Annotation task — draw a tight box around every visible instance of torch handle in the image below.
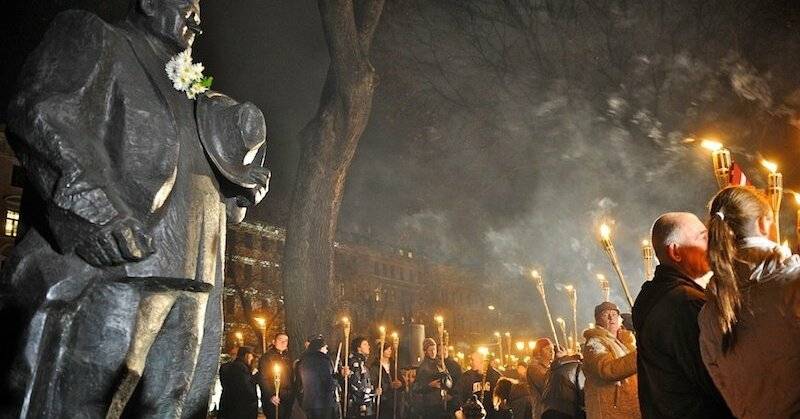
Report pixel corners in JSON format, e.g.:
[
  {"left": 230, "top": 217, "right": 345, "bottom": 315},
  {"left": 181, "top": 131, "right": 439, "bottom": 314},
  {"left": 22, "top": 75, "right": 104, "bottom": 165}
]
[
  {"left": 605, "top": 244, "right": 634, "bottom": 309},
  {"left": 540, "top": 292, "right": 561, "bottom": 349}
]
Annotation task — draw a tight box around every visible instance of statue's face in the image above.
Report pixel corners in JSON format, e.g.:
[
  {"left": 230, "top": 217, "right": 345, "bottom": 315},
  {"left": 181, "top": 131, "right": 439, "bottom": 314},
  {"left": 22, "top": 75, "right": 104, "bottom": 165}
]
[{"left": 137, "top": 0, "right": 201, "bottom": 51}]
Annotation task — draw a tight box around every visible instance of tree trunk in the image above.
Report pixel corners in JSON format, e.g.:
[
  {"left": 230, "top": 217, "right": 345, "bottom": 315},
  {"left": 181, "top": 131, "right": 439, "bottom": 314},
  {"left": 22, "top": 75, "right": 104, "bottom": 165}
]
[{"left": 282, "top": 0, "right": 385, "bottom": 356}]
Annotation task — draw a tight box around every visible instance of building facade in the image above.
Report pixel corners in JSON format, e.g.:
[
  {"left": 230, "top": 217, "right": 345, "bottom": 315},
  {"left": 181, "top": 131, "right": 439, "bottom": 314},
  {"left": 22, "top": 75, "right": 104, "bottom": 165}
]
[
  {"left": 223, "top": 221, "right": 496, "bottom": 355},
  {"left": 0, "top": 126, "right": 23, "bottom": 268}
]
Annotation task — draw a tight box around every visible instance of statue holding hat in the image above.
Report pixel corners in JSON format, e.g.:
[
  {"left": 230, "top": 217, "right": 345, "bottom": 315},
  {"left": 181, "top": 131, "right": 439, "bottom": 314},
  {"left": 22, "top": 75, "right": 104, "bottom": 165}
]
[{"left": 0, "top": 0, "right": 269, "bottom": 417}]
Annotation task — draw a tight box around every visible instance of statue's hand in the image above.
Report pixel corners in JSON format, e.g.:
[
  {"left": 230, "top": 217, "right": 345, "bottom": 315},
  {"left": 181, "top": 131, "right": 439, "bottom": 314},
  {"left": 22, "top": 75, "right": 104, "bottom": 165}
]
[
  {"left": 75, "top": 217, "right": 155, "bottom": 266},
  {"left": 235, "top": 166, "right": 271, "bottom": 207},
  {"left": 248, "top": 166, "right": 271, "bottom": 192}
]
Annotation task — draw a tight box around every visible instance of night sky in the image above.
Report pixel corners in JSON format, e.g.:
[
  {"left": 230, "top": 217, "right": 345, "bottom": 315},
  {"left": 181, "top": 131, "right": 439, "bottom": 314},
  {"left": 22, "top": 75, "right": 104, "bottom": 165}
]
[{"left": 4, "top": 0, "right": 800, "bottom": 327}]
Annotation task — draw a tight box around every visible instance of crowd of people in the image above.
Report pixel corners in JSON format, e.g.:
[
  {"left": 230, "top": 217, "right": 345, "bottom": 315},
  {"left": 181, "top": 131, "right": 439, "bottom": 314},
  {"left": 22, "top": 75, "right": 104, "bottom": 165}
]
[{"left": 215, "top": 186, "right": 800, "bottom": 419}]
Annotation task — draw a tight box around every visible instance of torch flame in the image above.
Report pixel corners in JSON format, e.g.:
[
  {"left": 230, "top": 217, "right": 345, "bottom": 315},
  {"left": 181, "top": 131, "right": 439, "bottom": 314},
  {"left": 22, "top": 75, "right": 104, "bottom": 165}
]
[
  {"left": 556, "top": 317, "right": 565, "bottom": 325},
  {"left": 531, "top": 269, "right": 541, "bottom": 279},
  {"left": 391, "top": 332, "right": 398, "bottom": 339},
  {"left": 642, "top": 239, "right": 650, "bottom": 246},
  {"left": 701, "top": 139, "right": 723, "bottom": 151},
  {"left": 564, "top": 285, "right": 574, "bottom": 292},
  {"left": 273, "top": 363, "right": 281, "bottom": 375},
  {"left": 434, "top": 315, "right": 444, "bottom": 323},
  {"left": 761, "top": 159, "right": 778, "bottom": 174},
  {"left": 379, "top": 325, "right": 386, "bottom": 334},
  {"left": 341, "top": 316, "right": 350, "bottom": 324},
  {"left": 599, "top": 223, "right": 611, "bottom": 240},
  {"left": 596, "top": 273, "right": 606, "bottom": 281},
  {"left": 793, "top": 192, "right": 800, "bottom": 206}
]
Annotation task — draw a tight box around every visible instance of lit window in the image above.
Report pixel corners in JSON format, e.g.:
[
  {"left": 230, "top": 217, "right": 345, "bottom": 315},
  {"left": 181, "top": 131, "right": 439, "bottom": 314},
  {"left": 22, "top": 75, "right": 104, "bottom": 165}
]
[{"left": 4, "top": 210, "right": 19, "bottom": 237}]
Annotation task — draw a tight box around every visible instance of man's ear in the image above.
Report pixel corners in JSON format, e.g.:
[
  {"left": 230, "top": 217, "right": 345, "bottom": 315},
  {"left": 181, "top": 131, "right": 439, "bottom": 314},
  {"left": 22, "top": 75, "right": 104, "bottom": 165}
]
[
  {"left": 138, "top": 0, "right": 157, "bottom": 16},
  {"left": 667, "top": 243, "right": 682, "bottom": 262},
  {"left": 756, "top": 215, "right": 771, "bottom": 237}
]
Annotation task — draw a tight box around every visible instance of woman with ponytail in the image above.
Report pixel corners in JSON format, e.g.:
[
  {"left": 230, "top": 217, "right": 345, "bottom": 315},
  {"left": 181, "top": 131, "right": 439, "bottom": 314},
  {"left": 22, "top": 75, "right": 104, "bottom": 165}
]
[{"left": 699, "top": 186, "right": 800, "bottom": 418}]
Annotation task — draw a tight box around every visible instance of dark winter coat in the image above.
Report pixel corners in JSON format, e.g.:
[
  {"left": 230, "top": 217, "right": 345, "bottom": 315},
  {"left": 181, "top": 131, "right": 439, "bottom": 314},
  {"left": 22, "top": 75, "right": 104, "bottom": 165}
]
[
  {"left": 369, "top": 358, "right": 405, "bottom": 417},
  {"left": 257, "top": 345, "right": 295, "bottom": 415},
  {"left": 298, "top": 350, "right": 339, "bottom": 411},
  {"left": 218, "top": 359, "right": 259, "bottom": 419},
  {"left": 540, "top": 355, "right": 585, "bottom": 419},
  {"left": 632, "top": 264, "right": 732, "bottom": 419},
  {"left": 443, "top": 356, "right": 463, "bottom": 409},
  {"left": 457, "top": 367, "right": 502, "bottom": 417}
]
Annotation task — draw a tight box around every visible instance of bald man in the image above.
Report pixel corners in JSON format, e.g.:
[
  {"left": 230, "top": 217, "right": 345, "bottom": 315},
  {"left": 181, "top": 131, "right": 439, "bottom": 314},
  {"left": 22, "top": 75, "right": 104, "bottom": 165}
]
[{"left": 632, "top": 213, "right": 732, "bottom": 419}]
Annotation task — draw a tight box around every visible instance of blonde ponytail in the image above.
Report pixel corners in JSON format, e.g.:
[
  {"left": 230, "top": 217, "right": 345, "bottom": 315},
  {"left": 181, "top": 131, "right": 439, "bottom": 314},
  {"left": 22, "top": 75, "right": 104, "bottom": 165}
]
[{"left": 706, "top": 186, "right": 771, "bottom": 352}]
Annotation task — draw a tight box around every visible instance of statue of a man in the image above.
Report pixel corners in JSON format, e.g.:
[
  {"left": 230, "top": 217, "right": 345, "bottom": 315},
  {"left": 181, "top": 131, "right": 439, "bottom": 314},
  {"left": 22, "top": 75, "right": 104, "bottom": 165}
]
[{"left": 0, "top": 0, "right": 269, "bottom": 417}]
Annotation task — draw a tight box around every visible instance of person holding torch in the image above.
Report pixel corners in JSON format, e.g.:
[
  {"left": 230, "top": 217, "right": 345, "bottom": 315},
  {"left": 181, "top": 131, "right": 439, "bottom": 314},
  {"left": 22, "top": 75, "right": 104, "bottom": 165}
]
[
  {"left": 258, "top": 332, "right": 295, "bottom": 419},
  {"left": 370, "top": 341, "right": 404, "bottom": 418}
]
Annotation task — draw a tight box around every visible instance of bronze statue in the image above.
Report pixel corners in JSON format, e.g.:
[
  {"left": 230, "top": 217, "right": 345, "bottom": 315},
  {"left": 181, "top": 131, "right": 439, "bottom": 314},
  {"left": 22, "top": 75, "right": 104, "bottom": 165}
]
[{"left": 0, "top": 0, "right": 269, "bottom": 417}]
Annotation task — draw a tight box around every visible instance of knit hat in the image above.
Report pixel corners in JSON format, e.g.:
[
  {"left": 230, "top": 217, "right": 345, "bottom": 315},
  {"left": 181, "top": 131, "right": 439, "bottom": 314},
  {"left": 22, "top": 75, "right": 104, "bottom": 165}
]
[
  {"left": 594, "top": 301, "right": 620, "bottom": 321},
  {"left": 236, "top": 346, "right": 254, "bottom": 359},
  {"left": 308, "top": 335, "right": 326, "bottom": 352},
  {"left": 423, "top": 338, "right": 437, "bottom": 351}
]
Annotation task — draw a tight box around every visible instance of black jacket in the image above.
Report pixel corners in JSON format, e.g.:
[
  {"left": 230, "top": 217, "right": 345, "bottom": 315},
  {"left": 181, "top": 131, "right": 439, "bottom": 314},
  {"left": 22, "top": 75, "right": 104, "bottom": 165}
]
[
  {"left": 218, "top": 359, "right": 259, "bottom": 419},
  {"left": 632, "top": 264, "right": 733, "bottom": 419},
  {"left": 298, "top": 350, "right": 339, "bottom": 411},
  {"left": 369, "top": 358, "right": 405, "bottom": 415},
  {"left": 257, "top": 346, "right": 295, "bottom": 406},
  {"left": 540, "top": 355, "right": 585, "bottom": 419},
  {"left": 457, "top": 367, "right": 502, "bottom": 417}
]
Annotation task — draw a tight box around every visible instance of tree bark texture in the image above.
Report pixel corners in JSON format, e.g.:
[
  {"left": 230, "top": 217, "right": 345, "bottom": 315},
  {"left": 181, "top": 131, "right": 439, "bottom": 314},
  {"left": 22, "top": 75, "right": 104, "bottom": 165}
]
[{"left": 282, "top": 0, "right": 385, "bottom": 356}]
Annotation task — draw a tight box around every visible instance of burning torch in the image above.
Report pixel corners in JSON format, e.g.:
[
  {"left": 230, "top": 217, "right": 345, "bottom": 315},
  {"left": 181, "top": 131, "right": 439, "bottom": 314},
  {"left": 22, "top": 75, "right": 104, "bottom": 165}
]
[
  {"left": 273, "top": 363, "right": 282, "bottom": 418},
  {"left": 701, "top": 139, "right": 732, "bottom": 190},
  {"left": 598, "top": 223, "right": 634, "bottom": 309},
  {"left": 642, "top": 240, "right": 655, "bottom": 281},
  {"left": 377, "top": 325, "right": 386, "bottom": 419},
  {"left": 531, "top": 270, "right": 560, "bottom": 349},
  {"left": 342, "top": 316, "right": 351, "bottom": 417},
  {"left": 763, "top": 160, "right": 782, "bottom": 244}
]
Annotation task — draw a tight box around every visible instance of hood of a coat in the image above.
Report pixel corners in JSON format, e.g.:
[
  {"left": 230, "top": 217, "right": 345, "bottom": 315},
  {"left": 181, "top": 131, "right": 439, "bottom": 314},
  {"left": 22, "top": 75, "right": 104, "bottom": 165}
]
[
  {"left": 582, "top": 325, "right": 615, "bottom": 341},
  {"left": 736, "top": 237, "right": 799, "bottom": 284}
]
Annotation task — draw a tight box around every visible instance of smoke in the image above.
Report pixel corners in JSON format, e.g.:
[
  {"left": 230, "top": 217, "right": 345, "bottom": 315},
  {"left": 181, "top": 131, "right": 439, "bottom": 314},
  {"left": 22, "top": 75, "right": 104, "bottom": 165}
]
[{"left": 335, "top": 0, "right": 800, "bottom": 331}]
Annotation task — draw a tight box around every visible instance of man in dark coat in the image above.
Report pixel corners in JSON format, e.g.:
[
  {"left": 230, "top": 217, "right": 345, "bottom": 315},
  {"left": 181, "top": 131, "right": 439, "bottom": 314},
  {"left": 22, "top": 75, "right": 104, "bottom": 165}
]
[
  {"left": 258, "top": 333, "right": 295, "bottom": 419},
  {"left": 218, "top": 346, "right": 259, "bottom": 419},
  {"left": 413, "top": 338, "right": 451, "bottom": 418},
  {"left": 457, "top": 351, "right": 502, "bottom": 418},
  {"left": 297, "top": 335, "right": 342, "bottom": 419},
  {"left": 0, "top": 0, "right": 268, "bottom": 417},
  {"left": 633, "top": 213, "right": 732, "bottom": 419},
  {"left": 540, "top": 349, "right": 585, "bottom": 419},
  {"left": 442, "top": 344, "right": 464, "bottom": 410}
]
